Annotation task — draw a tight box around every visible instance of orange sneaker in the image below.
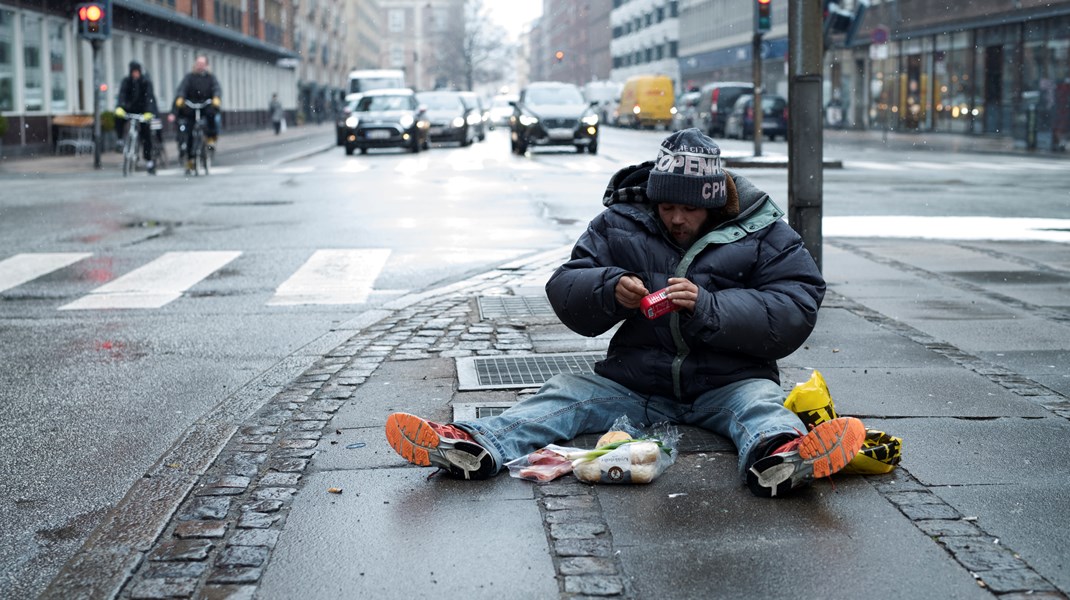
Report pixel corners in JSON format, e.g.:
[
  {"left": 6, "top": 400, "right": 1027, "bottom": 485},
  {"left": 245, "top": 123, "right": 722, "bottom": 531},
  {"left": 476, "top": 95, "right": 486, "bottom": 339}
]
[
  {"left": 746, "top": 417, "right": 865, "bottom": 498},
  {"left": 384, "top": 413, "right": 496, "bottom": 480}
]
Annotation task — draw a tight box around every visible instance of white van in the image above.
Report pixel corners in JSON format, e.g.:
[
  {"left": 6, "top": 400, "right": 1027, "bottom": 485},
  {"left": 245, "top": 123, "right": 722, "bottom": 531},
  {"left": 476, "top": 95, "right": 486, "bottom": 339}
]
[{"left": 345, "top": 69, "right": 407, "bottom": 103}]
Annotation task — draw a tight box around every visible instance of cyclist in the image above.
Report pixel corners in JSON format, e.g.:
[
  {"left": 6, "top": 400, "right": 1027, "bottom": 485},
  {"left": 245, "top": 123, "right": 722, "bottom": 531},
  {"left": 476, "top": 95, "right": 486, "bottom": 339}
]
[
  {"left": 174, "top": 55, "right": 222, "bottom": 174},
  {"left": 115, "top": 61, "right": 159, "bottom": 175}
]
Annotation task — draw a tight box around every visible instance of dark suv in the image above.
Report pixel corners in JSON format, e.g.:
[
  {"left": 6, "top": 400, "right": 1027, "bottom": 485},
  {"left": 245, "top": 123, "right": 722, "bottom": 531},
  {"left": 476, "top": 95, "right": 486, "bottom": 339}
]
[
  {"left": 696, "top": 82, "right": 753, "bottom": 138},
  {"left": 510, "top": 81, "right": 600, "bottom": 154}
]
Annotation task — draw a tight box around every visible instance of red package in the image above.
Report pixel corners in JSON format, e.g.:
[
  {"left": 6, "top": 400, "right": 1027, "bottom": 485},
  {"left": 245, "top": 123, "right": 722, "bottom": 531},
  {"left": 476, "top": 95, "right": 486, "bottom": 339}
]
[{"left": 640, "top": 287, "right": 679, "bottom": 319}]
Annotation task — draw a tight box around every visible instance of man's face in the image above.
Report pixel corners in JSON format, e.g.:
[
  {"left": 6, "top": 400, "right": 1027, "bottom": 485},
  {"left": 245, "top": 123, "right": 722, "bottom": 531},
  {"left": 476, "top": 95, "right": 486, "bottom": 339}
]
[
  {"left": 657, "top": 203, "right": 709, "bottom": 247},
  {"left": 194, "top": 57, "right": 208, "bottom": 73},
  {"left": 131, "top": 69, "right": 141, "bottom": 80}
]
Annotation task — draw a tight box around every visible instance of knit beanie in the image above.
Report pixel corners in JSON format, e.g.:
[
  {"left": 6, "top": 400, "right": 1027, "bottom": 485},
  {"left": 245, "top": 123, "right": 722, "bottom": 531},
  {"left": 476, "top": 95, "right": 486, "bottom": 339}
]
[
  {"left": 129, "top": 61, "right": 142, "bottom": 74},
  {"left": 646, "top": 128, "right": 728, "bottom": 208}
]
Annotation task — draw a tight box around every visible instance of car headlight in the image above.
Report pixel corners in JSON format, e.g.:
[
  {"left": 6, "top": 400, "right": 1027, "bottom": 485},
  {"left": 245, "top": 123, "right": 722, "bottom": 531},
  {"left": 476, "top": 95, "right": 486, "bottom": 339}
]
[
  {"left": 632, "top": 106, "right": 641, "bottom": 115},
  {"left": 345, "top": 115, "right": 359, "bottom": 128},
  {"left": 452, "top": 116, "right": 465, "bottom": 128},
  {"left": 670, "top": 107, "right": 678, "bottom": 115},
  {"left": 581, "top": 113, "right": 599, "bottom": 126},
  {"left": 466, "top": 113, "right": 481, "bottom": 125},
  {"left": 399, "top": 114, "right": 415, "bottom": 128},
  {"left": 519, "top": 114, "right": 539, "bottom": 126}
]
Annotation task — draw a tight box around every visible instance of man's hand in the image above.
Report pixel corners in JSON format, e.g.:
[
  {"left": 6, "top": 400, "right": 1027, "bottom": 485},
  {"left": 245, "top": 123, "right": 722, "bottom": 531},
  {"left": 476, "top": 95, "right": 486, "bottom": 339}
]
[
  {"left": 615, "top": 275, "right": 649, "bottom": 309},
  {"left": 664, "top": 277, "right": 700, "bottom": 312},
  {"left": 114, "top": 107, "right": 126, "bottom": 117},
  {"left": 142, "top": 112, "right": 154, "bottom": 121},
  {"left": 211, "top": 96, "right": 221, "bottom": 108},
  {"left": 175, "top": 97, "right": 185, "bottom": 108}
]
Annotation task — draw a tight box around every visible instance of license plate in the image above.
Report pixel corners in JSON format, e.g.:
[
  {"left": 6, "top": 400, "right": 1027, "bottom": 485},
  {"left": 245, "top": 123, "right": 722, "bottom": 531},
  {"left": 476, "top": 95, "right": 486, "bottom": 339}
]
[
  {"left": 548, "top": 128, "right": 573, "bottom": 140},
  {"left": 429, "top": 127, "right": 443, "bottom": 136},
  {"left": 366, "top": 130, "right": 390, "bottom": 139}
]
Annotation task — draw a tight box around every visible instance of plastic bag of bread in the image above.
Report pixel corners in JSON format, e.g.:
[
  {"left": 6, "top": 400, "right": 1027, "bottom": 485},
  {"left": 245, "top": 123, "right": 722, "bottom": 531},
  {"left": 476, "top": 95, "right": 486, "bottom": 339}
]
[{"left": 572, "top": 417, "right": 679, "bottom": 485}]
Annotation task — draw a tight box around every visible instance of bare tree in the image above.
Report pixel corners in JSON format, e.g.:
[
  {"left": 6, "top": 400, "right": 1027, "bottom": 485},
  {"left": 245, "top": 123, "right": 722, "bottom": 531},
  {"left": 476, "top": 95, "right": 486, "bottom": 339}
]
[{"left": 432, "top": 0, "right": 512, "bottom": 91}]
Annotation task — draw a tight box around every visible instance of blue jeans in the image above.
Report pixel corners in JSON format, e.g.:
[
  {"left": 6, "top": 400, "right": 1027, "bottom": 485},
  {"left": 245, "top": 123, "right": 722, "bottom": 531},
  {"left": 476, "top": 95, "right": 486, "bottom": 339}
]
[{"left": 456, "top": 373, "right": 806, "bottom": 482}]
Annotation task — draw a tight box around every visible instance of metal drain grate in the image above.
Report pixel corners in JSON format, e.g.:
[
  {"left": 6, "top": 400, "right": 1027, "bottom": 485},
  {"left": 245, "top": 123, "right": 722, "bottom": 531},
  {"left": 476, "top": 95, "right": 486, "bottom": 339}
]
[
  {"left": 477, "top": 295, "right": 556, "bottom": 320},
  {"left": 456, "top": 352, "right": 603, "bottom": 390}
]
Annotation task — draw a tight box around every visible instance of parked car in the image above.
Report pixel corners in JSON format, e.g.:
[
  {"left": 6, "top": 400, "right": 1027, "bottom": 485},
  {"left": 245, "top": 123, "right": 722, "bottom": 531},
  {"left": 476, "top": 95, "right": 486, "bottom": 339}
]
[
  {"left": 724, "top": 94, "right": 789, "bottom": 141},
  {"left": 672, "top": 90, "right": 701, "bottom": 130},
  {"left": 616, "top": 75, "right": 675, "bottom": 129},
  {"left": 696, "top": 81, "right": 753, "bottom": 138},
  {"left": 459, "top": 91, "right": 488, "bottom": 140},
  {"left": 510, "top": 81, "right": 600, "bottom": 155},
  {"left": 583, "top": 79, "right": 623, "bottom": 125},
  {"left": 336, "top": 99, "right": 358, "bottom": 146},
  {"left": 488, "top": 94, "right": 518, "bottom": 127},
  {"left": 416, "top": 91, "right": 477, "bottom": 146},
  {"left": 341, "top": 88, "right": 429, "bottom": 155}
]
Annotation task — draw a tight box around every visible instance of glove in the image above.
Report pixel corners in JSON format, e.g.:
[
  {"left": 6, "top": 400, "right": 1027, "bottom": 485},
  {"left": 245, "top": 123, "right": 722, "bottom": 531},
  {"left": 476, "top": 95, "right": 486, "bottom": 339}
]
[
  {"left": 114, "top": 107, "right": 126, "bottom": 117},
  {"left": 142, "top": 112, "right": 154, "bottom": 121},
  {"left": 211, "top": 96, "right": 221, "bottom": 108},
  {"left": 175, "top": 97, "right": 185, "bottom": 108}
]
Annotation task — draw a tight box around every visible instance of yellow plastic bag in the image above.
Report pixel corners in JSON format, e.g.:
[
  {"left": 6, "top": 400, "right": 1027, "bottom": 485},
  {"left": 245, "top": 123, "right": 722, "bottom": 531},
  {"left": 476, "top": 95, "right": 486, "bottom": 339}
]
[
  {"left": 784, "top": 370, "right": 902, "bottom": 475},
  {"left": 784, "top": 370, "right": 839, "bottom": 428}
]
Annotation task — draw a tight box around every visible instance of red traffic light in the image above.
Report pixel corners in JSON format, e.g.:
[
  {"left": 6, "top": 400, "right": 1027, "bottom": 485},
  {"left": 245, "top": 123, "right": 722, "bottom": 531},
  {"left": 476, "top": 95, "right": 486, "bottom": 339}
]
[
  {"left": 757, "top": 0, "right": 771, "bottom": 3},
  {"left": 554, "top": 50, "right": 565, "bottom": 61},
  {"left": 79, "top": 4, "right": 103, "bottom": 21}
]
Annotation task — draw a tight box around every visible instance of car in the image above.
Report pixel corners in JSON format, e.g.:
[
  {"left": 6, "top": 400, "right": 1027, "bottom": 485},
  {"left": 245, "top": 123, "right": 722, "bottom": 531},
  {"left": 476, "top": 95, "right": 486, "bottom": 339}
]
[
  {"left": 459, "top": 91, "right": 488, "bottom": 140},
  {"left": 672, "top": 90, "right": 701, "bottom": 130},
  {"left": 336, "top": 99, "right": 359, "bottom": 145},
  {"left": 695, "top": 81, "right": 753, "bottom": 138},
  {"left": 341, "top": 88, "right": 429, "bottom": 155},
  {"left": 724, "top": 93, "right": 789, "bottom": 141},
  {"left": 488, "top": 94, "right": 518, "bottom": 127},
  {"left": 416, "top": 91, "right": 478, "bottom": 146},
  {"left": 510, "top": 81, "right": 600, "bottom": 155}
]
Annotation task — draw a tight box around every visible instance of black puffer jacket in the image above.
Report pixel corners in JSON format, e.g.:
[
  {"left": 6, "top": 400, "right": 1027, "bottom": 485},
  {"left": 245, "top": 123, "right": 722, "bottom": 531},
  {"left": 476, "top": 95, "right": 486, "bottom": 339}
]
[{"left": 546, "top": 163, "right": 825, "bottom": 402}]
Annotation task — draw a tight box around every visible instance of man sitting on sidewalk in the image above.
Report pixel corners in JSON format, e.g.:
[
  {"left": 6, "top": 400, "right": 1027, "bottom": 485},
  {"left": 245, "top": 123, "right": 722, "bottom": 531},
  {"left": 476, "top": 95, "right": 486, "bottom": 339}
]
[{"left": 386, "top": 128, "right": 864, "bottom": 498}]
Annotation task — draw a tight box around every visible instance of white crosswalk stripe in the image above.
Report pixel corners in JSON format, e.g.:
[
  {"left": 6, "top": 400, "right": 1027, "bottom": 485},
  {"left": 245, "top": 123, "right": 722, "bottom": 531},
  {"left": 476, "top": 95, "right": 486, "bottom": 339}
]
[
  {"left": 267, "top": 249, "right": 391, "bottom": 306},
  {"left": 0, "top": 253, "right": 92, "bottom": 294},
  {"left": 58, "top": 251, "right": 242, "bottom": 310}
]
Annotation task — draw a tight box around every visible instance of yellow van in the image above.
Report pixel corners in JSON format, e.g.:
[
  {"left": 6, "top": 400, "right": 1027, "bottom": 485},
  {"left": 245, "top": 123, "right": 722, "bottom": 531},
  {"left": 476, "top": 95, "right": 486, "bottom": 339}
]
[{"left": 616, "top": 75, "right": 675, "bottom": 129}]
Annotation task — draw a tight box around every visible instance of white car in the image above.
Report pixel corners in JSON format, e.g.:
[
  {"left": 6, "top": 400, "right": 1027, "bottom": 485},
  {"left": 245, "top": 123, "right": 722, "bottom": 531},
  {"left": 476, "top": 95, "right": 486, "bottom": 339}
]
[{"left": 488, "top": 94, "right": 518, "bottom": 127}]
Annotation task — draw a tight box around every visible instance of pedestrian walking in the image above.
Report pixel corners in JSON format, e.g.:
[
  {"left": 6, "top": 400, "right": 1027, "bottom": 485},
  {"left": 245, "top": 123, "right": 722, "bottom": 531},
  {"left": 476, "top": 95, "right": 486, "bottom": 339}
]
[
  {"left": 270, "top": 93, "right": 284, "bottom": 135},
  {"left": 385, "top": 128, "right": 865, "bottom": 498}
]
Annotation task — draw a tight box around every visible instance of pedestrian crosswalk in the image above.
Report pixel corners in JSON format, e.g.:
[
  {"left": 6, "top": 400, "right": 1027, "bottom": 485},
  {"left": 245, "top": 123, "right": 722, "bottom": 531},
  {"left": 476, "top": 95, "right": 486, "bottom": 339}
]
[{"left": 1, "top": 249, "right": 398, "bottom": 311}]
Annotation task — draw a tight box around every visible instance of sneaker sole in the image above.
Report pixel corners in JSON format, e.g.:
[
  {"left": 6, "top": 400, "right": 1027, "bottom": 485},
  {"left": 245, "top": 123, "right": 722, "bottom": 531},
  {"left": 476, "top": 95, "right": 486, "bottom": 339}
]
[
  {"left": 384, "top": 413, "right": 495, "bottom": 480},
  {"left": 798, "top": 417, "right": 865, "bottom": 479},
  {"left": 746, "top": 417, "right": 866, "bottom": 498}
]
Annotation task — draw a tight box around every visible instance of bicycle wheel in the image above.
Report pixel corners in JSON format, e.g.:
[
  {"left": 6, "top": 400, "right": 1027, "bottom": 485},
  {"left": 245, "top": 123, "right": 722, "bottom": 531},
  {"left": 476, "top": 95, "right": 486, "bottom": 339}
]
[
  {"left": 190, "top": 134, "right": 202, "bottom": 176},
  {"left": 122, "top": 130, "right": 138, "bottom": 176},
  {"left": 200, "top": 136, "right": 210, "bottom": 176}
]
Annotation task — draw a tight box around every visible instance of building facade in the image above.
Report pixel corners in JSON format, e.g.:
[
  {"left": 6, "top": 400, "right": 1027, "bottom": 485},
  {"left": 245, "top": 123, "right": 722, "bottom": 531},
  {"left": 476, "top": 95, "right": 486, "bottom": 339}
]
[
  {"left": 377, "top": 0, "right": 464, "bottom": 92},
  {"left": 528, "top": 0, "right": 612, "bottom": 86},
  {"left": 292, "top": 0, "right": 349, "bottom": 123},
  {"left": 609, "top": 0, "right": 680, "bottom": 88},
  {"left": 827, "top": 0, "right": 1070, "bottom": 150},
  {"left": 0, "top": 0, "right": 299, "bottom": 155}
]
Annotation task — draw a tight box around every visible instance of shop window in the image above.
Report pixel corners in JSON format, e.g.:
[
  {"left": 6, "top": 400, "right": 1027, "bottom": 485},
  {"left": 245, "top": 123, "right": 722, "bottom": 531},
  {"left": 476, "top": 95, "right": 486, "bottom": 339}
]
[
  {"left": 49, "top": 21, "right": 67, "bottom": 112},
  {"left": 23, "top": 13, "right": 43, "bottom": 112},
  {"left": 0, "top": 9, "right": 13, "bottom": 111}
]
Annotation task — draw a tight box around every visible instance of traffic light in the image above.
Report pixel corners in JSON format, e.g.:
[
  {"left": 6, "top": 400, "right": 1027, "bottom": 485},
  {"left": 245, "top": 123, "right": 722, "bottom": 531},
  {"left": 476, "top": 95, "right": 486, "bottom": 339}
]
[
  {"left": 77, "top": 1, "right": 111, "bottom": 41},
  {"left": 555, "top": 50, "right": 565, "bottom": 63},
  {"left": 755, "top": 0, "right": 772, "bottom": 34}
]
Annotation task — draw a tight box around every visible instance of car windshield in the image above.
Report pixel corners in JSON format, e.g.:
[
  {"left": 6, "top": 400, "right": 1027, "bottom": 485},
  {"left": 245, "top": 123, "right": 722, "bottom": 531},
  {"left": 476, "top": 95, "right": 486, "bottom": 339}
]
[
  {"left": 418, "top": 94, "right": 464, "bottom": 111},
  {"left": 526, "top": 86, "right": 584, "bottom": 106},
  {"left": 357, "top": 95, "right": 412, "bottom": 112}
]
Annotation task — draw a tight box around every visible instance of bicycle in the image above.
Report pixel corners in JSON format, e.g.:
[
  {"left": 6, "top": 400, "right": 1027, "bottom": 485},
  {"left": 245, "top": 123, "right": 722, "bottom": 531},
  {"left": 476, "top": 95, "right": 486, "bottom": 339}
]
[
  {"left": 149, "top": 117, "right": 168, "bottom": 170},
  {"left": 181, "top": 99, "right": 212, "bottom": 176},
  {"left": 119, "top": 112, "right": 154, "bottom": 176}
]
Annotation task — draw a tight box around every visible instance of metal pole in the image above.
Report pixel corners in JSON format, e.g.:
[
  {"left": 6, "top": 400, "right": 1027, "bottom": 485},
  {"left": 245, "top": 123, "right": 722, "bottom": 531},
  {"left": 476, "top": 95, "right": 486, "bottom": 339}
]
[
  {"left": 92, "top": 39, "right": 102, "bottom": 170},
  {"left": 752, "top": 32, "right": 763, "bottom": 157},
  {"left": 787, "top": 0, "right": 823, "bottom": 270}
]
